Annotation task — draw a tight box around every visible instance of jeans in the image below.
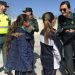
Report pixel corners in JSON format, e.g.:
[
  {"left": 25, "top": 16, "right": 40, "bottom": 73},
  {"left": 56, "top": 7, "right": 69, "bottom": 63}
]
[{"left": 0, "top": 35, "right": 12, "bottom": 73}]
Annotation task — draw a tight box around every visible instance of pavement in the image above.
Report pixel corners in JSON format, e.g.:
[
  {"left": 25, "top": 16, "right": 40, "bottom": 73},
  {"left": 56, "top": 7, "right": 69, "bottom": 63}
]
[{"left": 0, "top": 19, "right": 62, "bottom": 75}]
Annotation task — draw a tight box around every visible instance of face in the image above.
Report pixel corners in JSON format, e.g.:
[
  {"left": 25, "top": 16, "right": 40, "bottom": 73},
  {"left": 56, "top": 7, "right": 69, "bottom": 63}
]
[
  {"left": 0, "top": 4, "right": 6, "bottom": 13},
  {"left": 25, "top": 12, "right": 33, "bottom": 19},
  {"left": 60, "top": 4, "right": 70, "bottom": 17}
]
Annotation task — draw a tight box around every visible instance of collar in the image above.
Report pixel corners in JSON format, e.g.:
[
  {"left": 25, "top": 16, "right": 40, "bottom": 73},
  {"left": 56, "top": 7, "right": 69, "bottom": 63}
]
[{"left": 67, "top": 12, "right": 73, "bottom": 19}]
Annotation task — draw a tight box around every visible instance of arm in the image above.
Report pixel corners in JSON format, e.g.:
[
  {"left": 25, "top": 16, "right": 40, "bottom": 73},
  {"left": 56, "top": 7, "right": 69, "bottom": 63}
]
[
  {"left": 53, "top": 41, "right": 61, "bottom": 63},
  {"left": 32, "top": 19, "right": 39, "bottom": 32},
  {"left": 57, "top": 22, "right": 63, "bottom": 38}
]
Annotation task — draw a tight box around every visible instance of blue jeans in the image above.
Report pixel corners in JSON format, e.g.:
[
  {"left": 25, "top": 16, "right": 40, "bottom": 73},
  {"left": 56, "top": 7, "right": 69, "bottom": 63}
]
[
  {"left": 0, "top": 35, "right": 6, "bottom": 66},
  {"left": 0, "top": 35, "right": 12, "bottom": 73}
]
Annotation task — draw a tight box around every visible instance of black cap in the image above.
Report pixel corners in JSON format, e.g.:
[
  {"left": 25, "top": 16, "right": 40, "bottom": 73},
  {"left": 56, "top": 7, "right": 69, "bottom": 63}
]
[
  {"left": 0, "top": 1, "right": 9, "bottom": 7},
  {"left": 23, "top": 7, "right": 33, "bottom": 12}
]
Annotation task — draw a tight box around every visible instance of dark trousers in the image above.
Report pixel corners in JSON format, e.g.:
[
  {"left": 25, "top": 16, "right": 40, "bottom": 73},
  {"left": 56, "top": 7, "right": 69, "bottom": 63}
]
[
  {"left": 60, "top": 43, "right": 74, "bottom": 75},
  {"left": 15, "top": 71, "right": 26, "bottom": 75},
  {"left": 43, "top": 68, "right": 56, "bottom": 75},
  {"left": 59, "top": 58, "right": 68, "bottom": 75},
  {"left": 0, "top": 35, "right": 12, "bottom": 73},
  {"left": 15, "top": 71, "right": 32, "bottom": 75}
]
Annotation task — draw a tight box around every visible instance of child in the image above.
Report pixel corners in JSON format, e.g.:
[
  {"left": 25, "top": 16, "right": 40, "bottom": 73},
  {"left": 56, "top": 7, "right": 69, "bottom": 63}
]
[
  {"left": 40, "top": 12, "right": 62, "bottom": 75},
  {"left": 5, "top": 14, "right": 34, "bottom": 75}
]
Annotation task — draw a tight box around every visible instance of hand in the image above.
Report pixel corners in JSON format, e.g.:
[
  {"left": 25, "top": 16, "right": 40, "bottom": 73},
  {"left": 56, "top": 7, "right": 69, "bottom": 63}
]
[
  {"left": 28, "top": 25, "right": 34, "bottom": 31},
  {"left": 69, "top": 29, "right": 75, "bottom": 32},
  {"left": 65, "top": 29, "right": 75, "bottom": 32},
  {"left": 51, "top": 28, "right": 57, "bottom": 32}
]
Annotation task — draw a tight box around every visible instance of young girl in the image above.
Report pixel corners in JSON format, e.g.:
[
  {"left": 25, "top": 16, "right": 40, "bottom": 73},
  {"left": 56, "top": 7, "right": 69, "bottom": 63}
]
[
  {"left": 40, "top": 12, "right": 62, "bottom": 75},
  {"left": 5, "top": 14, "right": 34, "bottom": 75}
]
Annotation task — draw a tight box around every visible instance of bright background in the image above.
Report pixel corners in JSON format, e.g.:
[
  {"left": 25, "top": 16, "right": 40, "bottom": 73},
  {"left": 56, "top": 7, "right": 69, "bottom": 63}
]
[{"left": 3, "top": 0, "right": 75, "bottom": 19}]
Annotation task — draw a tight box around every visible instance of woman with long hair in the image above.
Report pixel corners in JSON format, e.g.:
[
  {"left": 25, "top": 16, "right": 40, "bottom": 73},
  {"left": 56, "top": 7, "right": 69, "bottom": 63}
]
[
  {"left": 5, "top": 14, "right": 34, "bottom": 75},
  {"left": 40, "top": 12, "right": 62, "bottom": 75}
]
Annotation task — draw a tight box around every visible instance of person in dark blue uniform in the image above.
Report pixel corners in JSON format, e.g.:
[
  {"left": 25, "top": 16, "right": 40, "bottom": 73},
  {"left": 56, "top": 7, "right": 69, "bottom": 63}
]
[{"left": 40, "top": 12, "right": 62, "bottom": 75}]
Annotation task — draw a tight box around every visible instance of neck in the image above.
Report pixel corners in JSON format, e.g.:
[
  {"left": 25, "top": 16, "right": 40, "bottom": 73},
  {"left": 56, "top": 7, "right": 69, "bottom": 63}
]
[
  {"left": 0, "top": 11, "right": 2, "bottom": 14},
  {"left": 66, "top": 12, "right": 71, "bottom": 17},
  {"left": 0, "top": 11, "right": 3, "bottom": 14}
]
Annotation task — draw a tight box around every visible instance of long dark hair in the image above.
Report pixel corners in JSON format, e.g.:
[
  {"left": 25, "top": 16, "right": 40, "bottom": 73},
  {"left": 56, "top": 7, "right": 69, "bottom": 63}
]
[
  {"left": 4, "top": 21, "right": 18, "bottom": 54},
  {"left": 5, "top": 14, "right": 29, "bottom": 54},
  {"left": 42, "top": 12, "right": 55, "bottom": 44}
]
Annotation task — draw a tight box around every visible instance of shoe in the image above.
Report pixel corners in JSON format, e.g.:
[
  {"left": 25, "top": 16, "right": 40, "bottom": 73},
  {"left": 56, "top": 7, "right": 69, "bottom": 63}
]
[
  {"left": 0, "top": 66, "right": 4, "bottom": 72},
  {"left": 8, "top": 72, "right": 13, "bottom": 75},
  {"left": 5, "top": 72, "right": 13, "bottom": 75}
]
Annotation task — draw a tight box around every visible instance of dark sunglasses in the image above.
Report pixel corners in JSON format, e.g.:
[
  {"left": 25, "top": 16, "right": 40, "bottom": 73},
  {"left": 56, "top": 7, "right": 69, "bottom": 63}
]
[{"left": 60, "top": 8, "right": 66, "bottom": 12}]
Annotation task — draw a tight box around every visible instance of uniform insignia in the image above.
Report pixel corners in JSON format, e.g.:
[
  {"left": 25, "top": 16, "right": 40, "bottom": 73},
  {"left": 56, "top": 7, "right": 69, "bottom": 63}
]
[{"left": 71, "top": 21, "right": 74, "bottom": 25}]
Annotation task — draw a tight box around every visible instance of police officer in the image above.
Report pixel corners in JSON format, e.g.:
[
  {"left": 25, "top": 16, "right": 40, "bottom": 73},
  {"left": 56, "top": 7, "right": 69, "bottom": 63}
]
[
  {"left": 0, "top": 1, "right": 12, "bottom": 75},
  {"left": 23, "top": 7, "right": 39, "bottom": 50},
  {"left": 57, "top": 1, "right": 75, "bottom": 75}
]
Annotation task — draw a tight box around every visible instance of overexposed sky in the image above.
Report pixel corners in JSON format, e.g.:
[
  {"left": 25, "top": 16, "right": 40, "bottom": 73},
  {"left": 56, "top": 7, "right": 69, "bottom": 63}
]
[{"left": 5, "top": 0, "right": 75, "bottom": 19}]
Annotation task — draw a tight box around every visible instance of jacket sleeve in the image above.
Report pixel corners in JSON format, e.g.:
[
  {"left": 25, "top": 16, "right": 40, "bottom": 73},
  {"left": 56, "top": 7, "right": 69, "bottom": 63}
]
[
  {"left": 53, "top": 41, "right": 61, "bottom": 63},
  {"left": 57, "top": 16, "right": 63, "bottom": 36},
  {"left": 33, "top": 19, "right": 39, "bottom": 32}
]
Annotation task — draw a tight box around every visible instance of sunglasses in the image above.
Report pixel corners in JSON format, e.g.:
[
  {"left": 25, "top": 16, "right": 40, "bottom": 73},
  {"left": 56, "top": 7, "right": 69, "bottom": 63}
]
[{"left": 60, "top": 8, "right": 66, "bottom": 12}]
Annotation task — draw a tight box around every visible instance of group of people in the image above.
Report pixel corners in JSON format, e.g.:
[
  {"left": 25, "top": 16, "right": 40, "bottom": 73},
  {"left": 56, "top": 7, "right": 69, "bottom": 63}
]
[{"left": 0, "top": 0, "right": 75, "bottom": 75}]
